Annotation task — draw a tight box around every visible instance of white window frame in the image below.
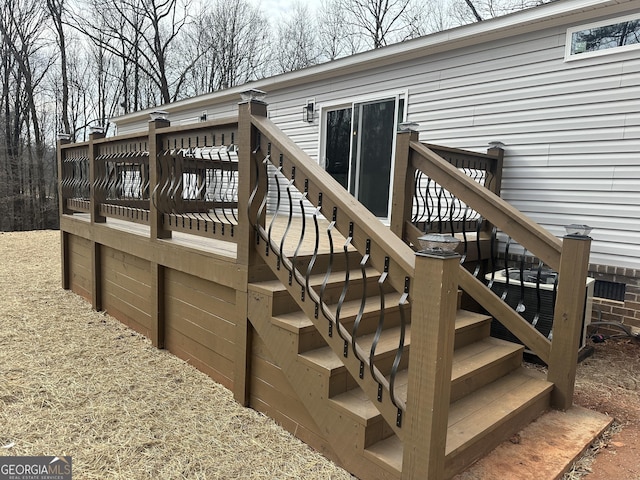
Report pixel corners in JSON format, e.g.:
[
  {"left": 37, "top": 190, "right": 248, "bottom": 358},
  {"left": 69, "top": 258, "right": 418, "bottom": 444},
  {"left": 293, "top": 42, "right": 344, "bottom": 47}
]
[{"left": 565, "top": 12, "right": 640, "bottom": 62}]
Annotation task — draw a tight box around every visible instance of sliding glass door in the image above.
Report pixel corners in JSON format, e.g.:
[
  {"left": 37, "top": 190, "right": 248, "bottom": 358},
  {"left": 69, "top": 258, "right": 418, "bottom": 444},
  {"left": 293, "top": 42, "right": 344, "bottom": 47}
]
[{"left": 324, "top": 96, "right": 403, "bottom": 219}]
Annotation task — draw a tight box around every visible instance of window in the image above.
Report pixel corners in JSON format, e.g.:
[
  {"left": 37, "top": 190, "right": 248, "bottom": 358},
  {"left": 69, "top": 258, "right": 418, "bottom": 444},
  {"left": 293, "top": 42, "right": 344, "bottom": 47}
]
[{"left": 566, "top": 13, "right": 640, "bottom": 60}]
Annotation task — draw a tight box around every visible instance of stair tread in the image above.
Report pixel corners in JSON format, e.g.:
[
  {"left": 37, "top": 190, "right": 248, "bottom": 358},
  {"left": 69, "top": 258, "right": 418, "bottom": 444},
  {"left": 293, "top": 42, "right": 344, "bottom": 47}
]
[
  {"left": 455, "top": 309, "right": 492, "bottom": 330},
  {"left": 329, "top": 337, "right": 524, "bottom": 422},
  {"left": 451, "top": 337, "right": 524, "bottom": 380},
  {"left": 297, "top": 310, "right": 492, "bottom": 373},
  {"left": 364, "top": 368, "right": 552, "bottom": 472},
  {"left": 383, "top": 337, "right": 524, "bottom": 402}
]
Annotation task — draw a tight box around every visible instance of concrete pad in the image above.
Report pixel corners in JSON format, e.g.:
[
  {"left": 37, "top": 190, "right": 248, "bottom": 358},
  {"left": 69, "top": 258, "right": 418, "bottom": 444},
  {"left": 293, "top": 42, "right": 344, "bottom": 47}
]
[{"left": 453, "top": 407, "right": 613, "bottom": 480}]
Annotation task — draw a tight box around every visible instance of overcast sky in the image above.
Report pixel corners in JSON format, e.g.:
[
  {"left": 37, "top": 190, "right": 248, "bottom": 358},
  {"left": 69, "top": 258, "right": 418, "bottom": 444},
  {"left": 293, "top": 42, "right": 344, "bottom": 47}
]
[{"left": 250, "top": 0, "right": 320, "bottom": 22}]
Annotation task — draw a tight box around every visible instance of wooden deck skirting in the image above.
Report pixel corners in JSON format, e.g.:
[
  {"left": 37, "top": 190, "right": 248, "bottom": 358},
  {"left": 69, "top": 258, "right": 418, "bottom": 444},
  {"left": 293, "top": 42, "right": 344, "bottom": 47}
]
[{"left": 58, "top": 99, "right": 593, "bottom": 480}]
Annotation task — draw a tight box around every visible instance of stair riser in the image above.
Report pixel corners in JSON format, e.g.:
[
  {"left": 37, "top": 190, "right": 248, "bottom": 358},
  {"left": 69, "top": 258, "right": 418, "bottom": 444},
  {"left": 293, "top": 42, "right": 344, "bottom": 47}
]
[
  {"left": 327, "top": 347, "right": 410, "bottom": 397},
  {"left": 454, "top": 320, "right": 491, "bottom": 349},
  {"left": 297, "top": 307, "right": 405, "bottom": 353},
  {"left": 450, "top": 350, "right": 523, "bottom": 403},
  {"left": 288, "top": 251, "right": 364, "bottom": 276}
]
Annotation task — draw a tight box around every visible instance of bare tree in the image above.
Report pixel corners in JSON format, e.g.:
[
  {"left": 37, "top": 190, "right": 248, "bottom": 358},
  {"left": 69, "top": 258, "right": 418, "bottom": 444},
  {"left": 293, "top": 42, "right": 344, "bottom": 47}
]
[
  {"left": 46, "top": 0, "right": 72, "bottom": 136},
  {"left": 71, "top": 0, "right": 197, "bottom": 108},
  {"left": 273, "top": 2, "right": 320, "bottom": 74},
  {"left": 451, "top": 0, "right": 554, "bottom": 25},
  {"left": 336, "top": 0, "right": 415, "bottom": 49},
  {"left": 187, "top": 0, "right": 268, "bottom": 94},
  {"left": 317, "top": 0, "right": 365, "bottom": 61},
  {"left": 0, "top": 0, "right": 57, "bottom": 229}
]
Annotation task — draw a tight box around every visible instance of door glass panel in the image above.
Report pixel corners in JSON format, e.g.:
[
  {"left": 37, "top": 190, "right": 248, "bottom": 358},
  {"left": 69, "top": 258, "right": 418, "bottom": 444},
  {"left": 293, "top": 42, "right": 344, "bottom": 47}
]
[
  {"left": 325, "top": 107, "right": 352, "bottom": 189},
  {"left": 353, "top": 99, "right": 396, "bottom": 217}
]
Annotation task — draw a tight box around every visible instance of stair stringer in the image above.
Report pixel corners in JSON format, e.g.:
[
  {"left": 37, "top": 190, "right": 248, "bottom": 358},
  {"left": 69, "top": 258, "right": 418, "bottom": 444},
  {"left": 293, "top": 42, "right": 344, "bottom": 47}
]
[
  {"left": 248, "top": 287, "right": 401, "bottom": 480},
  {"left": 254, "top": 244, "right": 407, "bottom": 438}
]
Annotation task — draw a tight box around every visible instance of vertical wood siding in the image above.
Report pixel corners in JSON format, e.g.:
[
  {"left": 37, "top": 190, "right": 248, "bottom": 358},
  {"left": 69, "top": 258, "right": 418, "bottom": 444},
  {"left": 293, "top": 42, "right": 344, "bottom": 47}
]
[
  {"left": 164, "top": 268, "right": 236, "bottom": 388},
  {"left": 100, "top": 246, "right": 153, "bottom": 336},
  {"left": 68, "top": 234, "right": 91, "bottom": 301}
]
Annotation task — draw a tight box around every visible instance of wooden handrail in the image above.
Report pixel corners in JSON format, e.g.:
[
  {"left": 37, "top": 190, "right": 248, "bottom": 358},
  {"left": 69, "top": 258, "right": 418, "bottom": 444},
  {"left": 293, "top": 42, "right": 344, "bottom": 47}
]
[
  {"left": 154, "top": 116, "right": 238, "bottom": 135},
  {"left": 410, "top": 141, "right": 562, "bottom": 270}
]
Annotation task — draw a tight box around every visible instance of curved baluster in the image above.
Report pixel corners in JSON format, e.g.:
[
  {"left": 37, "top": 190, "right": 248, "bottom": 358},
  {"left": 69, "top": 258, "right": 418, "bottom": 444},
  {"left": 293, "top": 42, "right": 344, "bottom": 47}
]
[
  {"left": 500, "top": 237, "right": 512, "bottom": 301},
  {"left": 472, "top": 217, "right": 483, "bottom": 278},
  {"left": 459, "top": 206, "right": 469, "bottom": 264},
  {"left": 370, "top": 257, "right": 390, "bottom": 401},
  {"left": 389, "top": 278, "right": 409, "bottom": 423},
  {"left": 307, "top": 203, "right": 326, "bottom": 334},
  {"left": 218, "top": 147, "right": 236, "bottom": 227},
  {"left": 224, "top": 147, "right": 239, "bottom": 224},
  {"left": 531, "top": 260, "right": 544, "bottom": 328},
  {"left": 413, "top": 170, "right": 426, "bottom": 224},
  {"left": 319, "top": 207, "right": 337, "bottom": 336},
  {"left": 351, "top": 240, "right": 370, "bottom": 377},
  {"left": 266, "top": 163, "right": 284, "bottom": 258},
  {"left": 291, "top": 189, "right": 309, "bottom": 287},
  {"left": 486, "top": 226, "right": 499, "bottom": 288},
  {"left": 278, "top": 168, "right": 296, "bottom": 275},
  {"left": 548, "top": 273, "right": 559, "bottom": 341},
  {"left": 335, "top": 220, "right": 353, "bottom": 356},
  {"left": 254, "top": 156, "right": 271, "bottom": 241},
  {"left": 515, "top": 247, "right": 528, "bottom": 314}
]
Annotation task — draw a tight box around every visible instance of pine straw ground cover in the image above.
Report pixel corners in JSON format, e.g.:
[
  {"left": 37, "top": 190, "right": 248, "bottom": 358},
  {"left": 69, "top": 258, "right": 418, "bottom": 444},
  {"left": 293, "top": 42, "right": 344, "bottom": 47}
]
[
  {"left": 2, "top": 231, "right": 638, "bottom": 480},
  {"left": 0, "top": 230, "right": 353, "bottom": 479}
]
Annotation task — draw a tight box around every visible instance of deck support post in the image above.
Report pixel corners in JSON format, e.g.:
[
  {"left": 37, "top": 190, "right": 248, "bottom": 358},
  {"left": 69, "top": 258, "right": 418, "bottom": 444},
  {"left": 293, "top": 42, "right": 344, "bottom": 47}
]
[
  {"left": 402, "top": 250, "right": 459, "bottom": 480},
  {"left": 234, "top": 96, "right": 268, "bottom": 406},
  {"left": 150, "top": 263, "right": 165, "bottom": 348},
  {"left": 89, "top": 130, "right": 106, "bottom": 310},
  {"left": 390, "top": 128, "right": 419, "bottom": 243},
  {"left": 91, "top": 242, "right": 102, "bottom": 311},
  {"left": 547, "top": 233, "right": 592, "bottom": 410},
  {"left": 57, "top": 136, "right": 72, "bottom": 289},
  {"left": 149, "top": 117, "right": 171, "bottom": 240}
]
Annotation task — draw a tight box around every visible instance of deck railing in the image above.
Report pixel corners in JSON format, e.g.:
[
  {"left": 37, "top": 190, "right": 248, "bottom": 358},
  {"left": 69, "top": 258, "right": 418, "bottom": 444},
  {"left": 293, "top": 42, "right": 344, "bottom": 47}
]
[
  {"left": 391, "top": 129, "right": 592, "bottom": 411},
  {"left": 58, "top": 98, "right": 591, "bottom": 480},
  {"left": 58, "top": 118, "right": 239, "bottom": 242}
]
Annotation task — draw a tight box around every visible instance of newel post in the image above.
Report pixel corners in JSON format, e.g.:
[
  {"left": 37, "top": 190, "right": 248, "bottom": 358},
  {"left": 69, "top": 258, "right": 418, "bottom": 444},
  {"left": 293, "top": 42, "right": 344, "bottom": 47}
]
[
  {"left": 402, "top": 249, "right": 459, "bottom": 479},
  {"left": 234, "top": 90, "right": 268, "bottom": 406},
  {"left": 148, "top": 111, "right": 171, "bottom": 240},
  {"left": 547, "top": 233, "right": 592, "bottom": 410},
  {"left": 148, "top": 111, "right": 171, "bottom": 349},
  {"left": 486, "top": 141, "right": 505, "bottom": 196},
  {"left": 89, "top": 126, "right": 107, "bottom": 225},
  {"left": 390, "top": 124, "right": 419, "bottom": 243}
]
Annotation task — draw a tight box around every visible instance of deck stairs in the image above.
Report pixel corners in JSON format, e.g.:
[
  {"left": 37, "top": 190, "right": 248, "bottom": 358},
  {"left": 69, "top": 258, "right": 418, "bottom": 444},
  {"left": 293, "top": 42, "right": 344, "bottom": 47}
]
[{"left": 247, "top": 247, "right": 554, "bottom": 479}]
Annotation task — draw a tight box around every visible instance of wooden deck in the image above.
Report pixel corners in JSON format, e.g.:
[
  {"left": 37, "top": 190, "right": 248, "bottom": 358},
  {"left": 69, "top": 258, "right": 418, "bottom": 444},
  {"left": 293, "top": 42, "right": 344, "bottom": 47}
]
[{"left": 58, "top": 103, "right": 596, "bottom": 480}]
